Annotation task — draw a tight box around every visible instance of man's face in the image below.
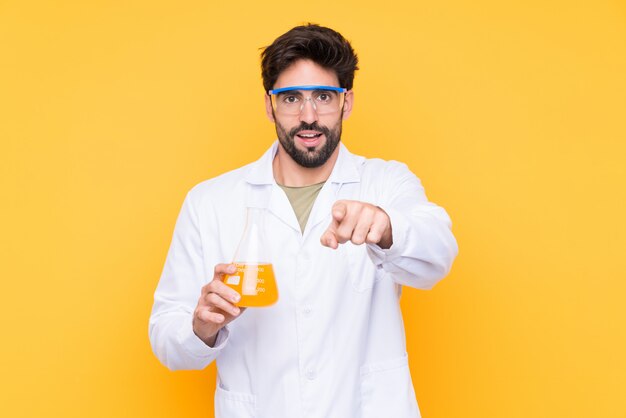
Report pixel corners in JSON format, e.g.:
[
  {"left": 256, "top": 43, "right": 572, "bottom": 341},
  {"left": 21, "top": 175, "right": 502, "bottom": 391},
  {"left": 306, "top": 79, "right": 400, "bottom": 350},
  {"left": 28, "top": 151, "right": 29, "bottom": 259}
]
[{"left": 265, "top": 59, "right": 353, "bottom": 168}]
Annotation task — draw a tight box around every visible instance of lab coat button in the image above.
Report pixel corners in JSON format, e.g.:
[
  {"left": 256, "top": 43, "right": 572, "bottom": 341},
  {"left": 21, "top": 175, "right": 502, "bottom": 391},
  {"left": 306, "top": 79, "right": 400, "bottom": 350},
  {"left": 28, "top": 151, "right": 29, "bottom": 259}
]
[
  {"left": 303, "top": 306, "right": 312, "bottom": 315},
  {"left": 305, "top": 369, "right": 316, "bottom": 380}
]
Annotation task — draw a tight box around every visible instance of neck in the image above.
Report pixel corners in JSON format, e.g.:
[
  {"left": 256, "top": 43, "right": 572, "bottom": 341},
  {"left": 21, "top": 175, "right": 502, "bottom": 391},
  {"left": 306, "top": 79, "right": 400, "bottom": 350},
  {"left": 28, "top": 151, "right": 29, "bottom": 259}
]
[{"left": 273, "top": 144, "right": 340, "bottom": 187}]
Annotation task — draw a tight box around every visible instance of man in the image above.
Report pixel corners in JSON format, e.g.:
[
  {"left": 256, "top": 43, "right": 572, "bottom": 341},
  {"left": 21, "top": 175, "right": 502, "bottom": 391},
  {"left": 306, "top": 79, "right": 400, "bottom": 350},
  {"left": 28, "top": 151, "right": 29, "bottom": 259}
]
[{"left": 150, "top": 24, "right": 458, "bottom": 418}]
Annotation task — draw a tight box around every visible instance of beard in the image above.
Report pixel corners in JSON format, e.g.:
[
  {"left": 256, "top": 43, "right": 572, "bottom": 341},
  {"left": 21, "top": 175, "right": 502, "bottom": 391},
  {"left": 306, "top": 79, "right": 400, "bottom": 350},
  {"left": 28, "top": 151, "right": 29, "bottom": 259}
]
[{"left": 274, "top": 118, "right": 342, "bottom": 168}]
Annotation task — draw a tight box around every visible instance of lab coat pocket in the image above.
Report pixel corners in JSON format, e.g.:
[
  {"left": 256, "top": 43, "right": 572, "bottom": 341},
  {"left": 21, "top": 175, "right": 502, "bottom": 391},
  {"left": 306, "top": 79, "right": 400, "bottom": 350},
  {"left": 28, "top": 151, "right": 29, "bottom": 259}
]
[
  {"left": 345, "top": 243, "right": 381, "bottom": 292},
  {"left": 360, "top": 353, "right": 421, "bottom": 418},
  {"left": 215, "top": 385, "right": 257, "bottom": 418}
]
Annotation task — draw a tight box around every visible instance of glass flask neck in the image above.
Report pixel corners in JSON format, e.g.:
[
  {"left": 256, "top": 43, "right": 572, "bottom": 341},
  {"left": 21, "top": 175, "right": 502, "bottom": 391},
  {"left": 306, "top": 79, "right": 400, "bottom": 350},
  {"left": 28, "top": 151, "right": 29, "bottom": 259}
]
[
  {"left": 245, "top": 207, "right": 265, "bottom": 226},
  {"left": 233, "top": 207, "right": 270, "bottom": 264}
]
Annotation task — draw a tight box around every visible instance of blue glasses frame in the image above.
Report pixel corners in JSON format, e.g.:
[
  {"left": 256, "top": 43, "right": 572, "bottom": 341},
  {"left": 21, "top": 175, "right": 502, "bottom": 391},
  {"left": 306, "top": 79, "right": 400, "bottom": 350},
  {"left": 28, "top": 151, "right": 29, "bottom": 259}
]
[
  {"left": 268, "top": 85, "right": 348, "bottom": 115},
  {"left": 268, "top": 85, "right": 347, "bottom": 95}
]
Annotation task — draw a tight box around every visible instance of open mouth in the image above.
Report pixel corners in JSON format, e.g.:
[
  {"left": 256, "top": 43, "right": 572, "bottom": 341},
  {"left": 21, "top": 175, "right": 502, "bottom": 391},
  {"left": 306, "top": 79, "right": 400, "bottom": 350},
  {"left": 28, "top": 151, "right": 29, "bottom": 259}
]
[
  {"left": 296, "top": 132, "right": 323, "bottom": 139},
  {"left": 294, "top": 130, "right": 324, "bottom": 148}
]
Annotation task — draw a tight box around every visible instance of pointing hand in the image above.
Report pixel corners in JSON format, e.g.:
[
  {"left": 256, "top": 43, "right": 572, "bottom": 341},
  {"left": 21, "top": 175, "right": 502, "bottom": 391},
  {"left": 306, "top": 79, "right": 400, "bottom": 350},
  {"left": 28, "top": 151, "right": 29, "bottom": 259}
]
[{"left": 320, "top": 200, "right": 393, "bottom": 250}]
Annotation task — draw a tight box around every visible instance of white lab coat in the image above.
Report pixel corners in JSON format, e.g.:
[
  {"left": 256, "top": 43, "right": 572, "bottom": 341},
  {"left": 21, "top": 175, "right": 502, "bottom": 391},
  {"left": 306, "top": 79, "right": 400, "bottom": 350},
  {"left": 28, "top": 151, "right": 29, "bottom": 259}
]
[{"left": 149, "top": 142, "right": 458, "bottom": 418}]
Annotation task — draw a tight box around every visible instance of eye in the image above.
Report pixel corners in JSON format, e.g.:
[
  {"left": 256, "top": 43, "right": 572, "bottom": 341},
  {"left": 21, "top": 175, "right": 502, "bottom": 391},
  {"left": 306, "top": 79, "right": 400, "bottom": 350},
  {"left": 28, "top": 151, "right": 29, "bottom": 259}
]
[
  {"left": 280, "top": 94, "right": 300, "bottom": 104},
  {"left": 315, "top": 91, "right": 334, "bottom": 103}
]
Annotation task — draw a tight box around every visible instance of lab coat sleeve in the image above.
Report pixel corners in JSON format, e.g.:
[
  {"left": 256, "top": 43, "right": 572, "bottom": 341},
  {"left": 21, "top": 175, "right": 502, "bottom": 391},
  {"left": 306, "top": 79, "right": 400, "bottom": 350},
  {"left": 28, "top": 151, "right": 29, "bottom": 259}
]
[
  {"left": 366, "top": 162, "right": 459, "bottom": 289},
  {"left": 149, "top": 191, "right": 229, "bottom": 370}
]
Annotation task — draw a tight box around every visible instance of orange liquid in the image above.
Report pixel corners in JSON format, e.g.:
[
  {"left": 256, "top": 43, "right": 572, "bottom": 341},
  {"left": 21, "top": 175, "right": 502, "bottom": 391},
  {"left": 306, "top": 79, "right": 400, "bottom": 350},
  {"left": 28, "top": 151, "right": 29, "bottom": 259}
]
[{"left": 223, "top": 263, "right": 278, "bottom": 307}]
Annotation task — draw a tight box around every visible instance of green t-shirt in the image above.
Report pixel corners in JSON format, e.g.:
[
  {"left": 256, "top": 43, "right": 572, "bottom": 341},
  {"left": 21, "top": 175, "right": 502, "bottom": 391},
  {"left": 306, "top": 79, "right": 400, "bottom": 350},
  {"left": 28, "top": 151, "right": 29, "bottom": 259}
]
[{"left": 278, "top": 182, "right": 325, "bottom": 233}]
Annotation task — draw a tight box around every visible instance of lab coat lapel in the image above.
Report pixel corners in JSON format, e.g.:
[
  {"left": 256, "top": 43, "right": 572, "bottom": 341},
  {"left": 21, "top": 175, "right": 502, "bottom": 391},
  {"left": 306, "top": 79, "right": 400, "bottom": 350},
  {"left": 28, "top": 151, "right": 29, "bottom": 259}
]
[
  {"left": 244, "top": 142, "right": 300, "bottom": 233},
  {"left": 266, "top": 186, "right": 301, "bottom": 232},
  {"left": 305, "top": 143, "right": 362, "bottom": 235}
]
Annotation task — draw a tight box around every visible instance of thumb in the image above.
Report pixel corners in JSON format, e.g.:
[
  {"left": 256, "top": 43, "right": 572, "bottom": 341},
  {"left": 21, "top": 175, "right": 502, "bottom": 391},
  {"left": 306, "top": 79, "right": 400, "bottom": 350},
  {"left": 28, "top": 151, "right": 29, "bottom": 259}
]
[{"left": 214, "top": 263, "right": 237, "bottom": 281}]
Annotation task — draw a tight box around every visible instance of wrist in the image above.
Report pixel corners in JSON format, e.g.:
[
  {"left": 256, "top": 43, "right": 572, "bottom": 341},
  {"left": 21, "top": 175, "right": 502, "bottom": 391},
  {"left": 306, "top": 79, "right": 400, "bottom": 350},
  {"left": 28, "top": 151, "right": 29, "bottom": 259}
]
[
  {"left": 378, "top": 227, "right": 393, "bottom": 249},
  {"left": 193, "top": 324, "right": 218, "bottom": 347},
  {"left": 376, "top": 207, "right": 393, "bottom": 249},
  {"left": 203, "top": 333, "right": 218, "bottom": 347}
]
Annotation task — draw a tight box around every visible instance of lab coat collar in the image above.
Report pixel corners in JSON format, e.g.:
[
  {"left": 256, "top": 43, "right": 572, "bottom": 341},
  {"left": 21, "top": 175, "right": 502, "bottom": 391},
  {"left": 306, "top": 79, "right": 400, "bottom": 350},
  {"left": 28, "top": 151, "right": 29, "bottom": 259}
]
[{"left": 244, "top": 140, "right": 361, "bottom": 186}]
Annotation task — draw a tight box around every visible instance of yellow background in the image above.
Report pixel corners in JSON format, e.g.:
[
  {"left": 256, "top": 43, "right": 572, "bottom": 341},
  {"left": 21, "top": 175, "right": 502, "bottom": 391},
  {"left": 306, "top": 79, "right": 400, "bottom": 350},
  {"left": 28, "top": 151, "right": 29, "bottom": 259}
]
[{"left": 1, "top": 0, "right": 625, "bottom": 417}]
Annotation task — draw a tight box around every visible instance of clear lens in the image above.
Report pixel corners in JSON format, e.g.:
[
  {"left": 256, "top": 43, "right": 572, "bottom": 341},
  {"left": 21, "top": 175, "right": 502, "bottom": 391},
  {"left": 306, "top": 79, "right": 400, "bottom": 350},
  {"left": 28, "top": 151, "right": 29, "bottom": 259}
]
[{"left": 272, "top": 89, "right": 345, "bottom": 115}]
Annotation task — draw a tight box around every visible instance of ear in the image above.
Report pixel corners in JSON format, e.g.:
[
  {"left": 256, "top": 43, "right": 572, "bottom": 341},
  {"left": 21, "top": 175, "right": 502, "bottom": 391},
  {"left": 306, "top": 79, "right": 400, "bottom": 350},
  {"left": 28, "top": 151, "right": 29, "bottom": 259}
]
[
  {"left": 342, "top": 90, "right": 354, "bottom": 120},
  {"left": 264, "top": 94, "right": 275, "bottom": 123}
]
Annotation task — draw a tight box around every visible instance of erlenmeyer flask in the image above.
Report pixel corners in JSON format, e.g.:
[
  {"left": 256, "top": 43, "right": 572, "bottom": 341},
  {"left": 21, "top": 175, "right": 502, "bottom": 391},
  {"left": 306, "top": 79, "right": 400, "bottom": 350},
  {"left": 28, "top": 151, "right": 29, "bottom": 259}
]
[{"left": 223, "top": 207, "right": 279, "bottom": 307}]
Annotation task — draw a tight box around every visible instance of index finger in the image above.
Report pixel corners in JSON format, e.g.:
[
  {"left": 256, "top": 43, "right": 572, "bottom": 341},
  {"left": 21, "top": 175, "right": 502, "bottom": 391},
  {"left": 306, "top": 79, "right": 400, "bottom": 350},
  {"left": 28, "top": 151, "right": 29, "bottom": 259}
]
[
  {"left": 320, "top": 228, "right": 339, "bottom": 249},
  {"left": 201, "top": 263, "right": 237, "bottom": 296}
]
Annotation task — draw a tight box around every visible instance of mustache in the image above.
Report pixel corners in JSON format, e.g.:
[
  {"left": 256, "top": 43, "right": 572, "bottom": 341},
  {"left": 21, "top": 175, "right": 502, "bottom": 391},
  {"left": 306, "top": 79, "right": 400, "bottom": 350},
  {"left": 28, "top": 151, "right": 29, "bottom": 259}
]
[{"left": 288, "top": 122, "right": 331, "bottom": 138}]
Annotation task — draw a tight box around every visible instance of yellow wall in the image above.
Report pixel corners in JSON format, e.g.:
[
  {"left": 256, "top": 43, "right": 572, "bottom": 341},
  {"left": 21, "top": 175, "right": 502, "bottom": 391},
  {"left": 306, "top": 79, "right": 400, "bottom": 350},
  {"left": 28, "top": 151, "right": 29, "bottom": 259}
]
[{"left": 1, "top": 1, "right": 625, "bottom": 417}]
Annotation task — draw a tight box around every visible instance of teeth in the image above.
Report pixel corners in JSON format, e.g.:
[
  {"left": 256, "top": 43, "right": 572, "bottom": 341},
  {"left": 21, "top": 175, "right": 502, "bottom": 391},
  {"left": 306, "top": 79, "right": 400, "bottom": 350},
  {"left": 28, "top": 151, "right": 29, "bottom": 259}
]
[{"left": 299, "top": 134, "right": 318, "bottom": 138}]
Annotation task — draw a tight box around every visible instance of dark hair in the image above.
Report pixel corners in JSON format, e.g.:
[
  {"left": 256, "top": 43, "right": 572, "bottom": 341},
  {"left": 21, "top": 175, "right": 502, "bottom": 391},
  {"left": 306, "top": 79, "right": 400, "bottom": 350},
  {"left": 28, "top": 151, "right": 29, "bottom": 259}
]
[{"left": 260, "top": 24, "right": 359, "bottom": 92}]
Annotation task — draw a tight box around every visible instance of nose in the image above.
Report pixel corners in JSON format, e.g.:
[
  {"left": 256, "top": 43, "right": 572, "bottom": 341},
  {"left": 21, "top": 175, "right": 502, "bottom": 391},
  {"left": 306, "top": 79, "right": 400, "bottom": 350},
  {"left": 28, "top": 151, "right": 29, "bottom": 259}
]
[{"left": 298, "top": 98, "right": 319, "bottom": 124}]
